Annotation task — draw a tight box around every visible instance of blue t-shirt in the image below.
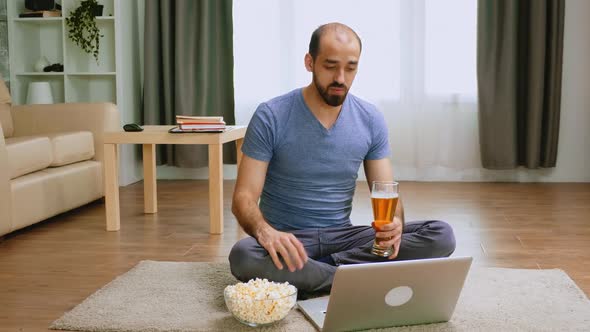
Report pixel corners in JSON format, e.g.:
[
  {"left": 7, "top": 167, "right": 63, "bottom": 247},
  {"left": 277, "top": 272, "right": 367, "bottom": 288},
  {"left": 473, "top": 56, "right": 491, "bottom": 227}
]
[{"left": 242, "top": 88, "right": 391, "bottom": 231}]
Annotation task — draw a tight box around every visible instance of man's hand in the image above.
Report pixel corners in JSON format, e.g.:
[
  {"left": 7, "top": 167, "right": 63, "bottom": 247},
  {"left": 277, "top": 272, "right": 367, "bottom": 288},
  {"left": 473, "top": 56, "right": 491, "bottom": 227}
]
[
  {"left": 256, "top": 227, "right": 308, "bottom": 272},
  {"left": 372, "top": 216, "right": 403, "bottom": 259}
]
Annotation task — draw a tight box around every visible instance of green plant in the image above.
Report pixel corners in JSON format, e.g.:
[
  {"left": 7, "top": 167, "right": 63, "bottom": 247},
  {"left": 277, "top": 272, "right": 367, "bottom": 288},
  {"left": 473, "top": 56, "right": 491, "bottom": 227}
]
[{"left": 65, "top": 0, "right": 103, "bottom": 62}]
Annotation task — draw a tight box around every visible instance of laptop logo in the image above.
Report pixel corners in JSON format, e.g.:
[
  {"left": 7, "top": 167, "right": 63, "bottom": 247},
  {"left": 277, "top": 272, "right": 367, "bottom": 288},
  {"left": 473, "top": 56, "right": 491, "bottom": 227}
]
[{"left": 385, "top": 286, "right": 413, "bottom": 306}]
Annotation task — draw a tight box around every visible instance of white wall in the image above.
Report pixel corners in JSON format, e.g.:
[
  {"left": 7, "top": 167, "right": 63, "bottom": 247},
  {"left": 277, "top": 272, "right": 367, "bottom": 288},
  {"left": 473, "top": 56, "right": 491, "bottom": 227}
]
[
  {"left": 547, "top": 0, "right": 590, "bottom": 182},
  {"left": 118, "top": 0, "right": 144, "bottom": 185},
  {"left": 141, "top": 0, "right": 589, "bottom": 183}
]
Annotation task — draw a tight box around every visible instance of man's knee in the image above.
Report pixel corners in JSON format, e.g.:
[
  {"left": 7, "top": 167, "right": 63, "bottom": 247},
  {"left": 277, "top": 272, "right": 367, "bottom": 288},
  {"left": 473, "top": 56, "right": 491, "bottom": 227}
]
[
  {"left": 229, "top": 237, "right": 262, "bottom": 281},
  {"left": 428, "top": 220, "right": 456, "bottom": 257}
]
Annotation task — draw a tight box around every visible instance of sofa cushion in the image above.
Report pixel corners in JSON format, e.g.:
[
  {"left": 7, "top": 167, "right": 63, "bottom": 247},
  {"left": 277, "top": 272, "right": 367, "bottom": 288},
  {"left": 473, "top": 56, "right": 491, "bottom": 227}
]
[
  {"left": 0, "top": 103, "right": 13, "bottom": 138},
  {"left": 5, "top": 136, "right": 53, "bottom": 179},
  {"left": 10, "top": 160, "right": 103, "bottom": 231},
  {"left": 47, "top": 131, "right": 95, "bottom": 167}
]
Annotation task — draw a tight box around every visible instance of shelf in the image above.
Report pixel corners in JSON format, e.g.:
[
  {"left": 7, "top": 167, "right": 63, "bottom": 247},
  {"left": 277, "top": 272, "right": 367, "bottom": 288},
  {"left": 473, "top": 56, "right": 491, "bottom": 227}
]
[
  {"left": 68, "top": 72, "right": 116, "bottom": 76},
  {"left": 16, "top": 72, "right": 117, "bottom": 77},
  {"left": 65, "top": 19, "right": 115, "bottom": 73},
  {"left": 10, "top": 21, "right": 63, "bottom": 73},
  {"left": 12, "top": 17, "right": 114, "bottom": 22},
  {"left": 17, "top": 72, "right": 64, "bottom": 76},
  {"left": 12, "top": 75, "right": 65, "bottom": 105},
  {"left": 7, "top": 0, "right": 120, "bottom": 105},
  {"left": 66, "top": 75, "right": 116, "bottom": 103},
  {"left": 12, "top": 17, "right": 63, "bottom": 24},
  {"left": 61, "top": 0, "right": 116, "bottom": 18}
]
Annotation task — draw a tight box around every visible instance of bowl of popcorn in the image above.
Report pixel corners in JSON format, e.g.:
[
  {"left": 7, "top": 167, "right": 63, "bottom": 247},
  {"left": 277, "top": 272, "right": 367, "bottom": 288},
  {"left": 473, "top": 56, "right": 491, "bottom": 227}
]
[{"left": 224, "top": 278, "right": 298, "bottom": 327}]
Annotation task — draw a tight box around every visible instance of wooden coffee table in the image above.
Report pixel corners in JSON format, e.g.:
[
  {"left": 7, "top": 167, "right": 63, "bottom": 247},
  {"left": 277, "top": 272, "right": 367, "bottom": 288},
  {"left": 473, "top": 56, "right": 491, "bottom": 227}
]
[{"left": 103, "top": 125, "right": 246, "bottom": 234}]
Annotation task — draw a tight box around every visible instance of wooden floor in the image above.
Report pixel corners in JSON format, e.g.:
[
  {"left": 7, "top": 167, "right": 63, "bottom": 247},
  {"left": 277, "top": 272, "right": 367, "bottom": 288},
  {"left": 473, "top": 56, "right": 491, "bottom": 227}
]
[{"left": 0, "top": 180, "right": 589, "bottom": 331}]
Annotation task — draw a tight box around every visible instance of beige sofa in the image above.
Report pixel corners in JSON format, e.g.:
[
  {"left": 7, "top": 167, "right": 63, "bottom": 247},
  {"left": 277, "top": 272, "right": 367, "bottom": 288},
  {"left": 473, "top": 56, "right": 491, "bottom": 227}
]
[{"left": 0, "top": 75, "right": 120, "bottom": 236}]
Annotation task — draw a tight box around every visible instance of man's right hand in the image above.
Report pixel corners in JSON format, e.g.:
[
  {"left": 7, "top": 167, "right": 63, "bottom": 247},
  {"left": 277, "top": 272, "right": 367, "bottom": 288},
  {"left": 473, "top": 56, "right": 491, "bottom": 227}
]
[{"left": 256, "top": 226, "right": 308, "bottom": 272}]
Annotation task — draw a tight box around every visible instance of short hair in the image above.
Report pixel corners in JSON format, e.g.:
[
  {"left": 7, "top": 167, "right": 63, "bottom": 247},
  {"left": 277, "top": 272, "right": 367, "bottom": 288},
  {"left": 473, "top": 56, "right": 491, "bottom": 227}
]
[{"left": 308, "top": 23, "right": 362, "bottom": 60}]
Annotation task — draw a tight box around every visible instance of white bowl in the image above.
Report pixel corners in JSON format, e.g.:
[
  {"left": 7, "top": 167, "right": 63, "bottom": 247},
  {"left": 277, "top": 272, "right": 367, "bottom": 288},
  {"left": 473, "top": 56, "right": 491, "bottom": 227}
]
[{"left": 224, "top": 284, "right": 298, "bottom": 327}]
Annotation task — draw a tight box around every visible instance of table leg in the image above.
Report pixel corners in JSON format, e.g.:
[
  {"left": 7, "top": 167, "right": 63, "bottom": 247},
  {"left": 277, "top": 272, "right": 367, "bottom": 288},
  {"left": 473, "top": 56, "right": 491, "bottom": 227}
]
[
  {"left": 236, "top": 138, "right": 244, "bottom": 169},
  {"left": 104, "top": 143, "right": 120, "bottom": 231},
  {"left": 143, "top": 144, "right": 157, "bottom": 213},
  {"left": 208, "top": 143, "right": 223, "bottom": 234}
]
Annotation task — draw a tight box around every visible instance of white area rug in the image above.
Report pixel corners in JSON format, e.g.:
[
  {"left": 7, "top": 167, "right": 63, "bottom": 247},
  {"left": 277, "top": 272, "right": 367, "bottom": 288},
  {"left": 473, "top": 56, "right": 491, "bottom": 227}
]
[{"left": 50, "top": 260, "right": 590, "bottom": 332}]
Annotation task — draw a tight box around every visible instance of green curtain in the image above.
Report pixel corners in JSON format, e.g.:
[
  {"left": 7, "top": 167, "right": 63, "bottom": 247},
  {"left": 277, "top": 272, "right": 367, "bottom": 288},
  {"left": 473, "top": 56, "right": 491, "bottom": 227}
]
[
  {"left": 477, "top": 0, "right": 565, "bottom": 169},
  {"left": 143, "top": 0, "right": 236, "bottom": 167}
]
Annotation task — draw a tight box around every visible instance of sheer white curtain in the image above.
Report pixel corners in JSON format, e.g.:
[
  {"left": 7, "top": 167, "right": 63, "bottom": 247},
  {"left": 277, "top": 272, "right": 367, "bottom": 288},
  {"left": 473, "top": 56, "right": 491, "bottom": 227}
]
[{"left": 233, "top": 0, "right": 481, "bottom": 181}]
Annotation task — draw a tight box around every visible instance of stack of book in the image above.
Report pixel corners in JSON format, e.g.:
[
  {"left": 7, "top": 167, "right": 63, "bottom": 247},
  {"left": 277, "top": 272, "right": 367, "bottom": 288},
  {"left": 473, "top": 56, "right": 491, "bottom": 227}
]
[
  {"left": 19, "top": 10, "right": 61, "bottom": 18},
  {"left": 175, "top": 115, "right": 226, "bottom": 132}
]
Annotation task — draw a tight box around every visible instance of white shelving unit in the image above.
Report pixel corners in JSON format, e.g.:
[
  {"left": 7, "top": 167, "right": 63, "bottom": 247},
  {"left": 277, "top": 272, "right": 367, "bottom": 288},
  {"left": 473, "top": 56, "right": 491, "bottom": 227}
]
[
  {"left": 6, "top": 0, "right": 144, "bottom": 186},
  {"left": 7, "top": 0, "right": 118, "bottom": 104}
]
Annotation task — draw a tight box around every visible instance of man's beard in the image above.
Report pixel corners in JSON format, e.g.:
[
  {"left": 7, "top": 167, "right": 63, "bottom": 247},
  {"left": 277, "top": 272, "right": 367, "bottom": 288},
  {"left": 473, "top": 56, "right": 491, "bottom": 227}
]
[{"left": 313, "top": 73, "right": 349, "bottom": 107}]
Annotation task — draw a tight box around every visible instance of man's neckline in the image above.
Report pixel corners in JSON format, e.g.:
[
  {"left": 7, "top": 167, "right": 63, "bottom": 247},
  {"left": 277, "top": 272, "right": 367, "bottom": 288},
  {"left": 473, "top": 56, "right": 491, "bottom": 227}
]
[{"left": 299, "top": 88, "right": 347, "bottom": 133}]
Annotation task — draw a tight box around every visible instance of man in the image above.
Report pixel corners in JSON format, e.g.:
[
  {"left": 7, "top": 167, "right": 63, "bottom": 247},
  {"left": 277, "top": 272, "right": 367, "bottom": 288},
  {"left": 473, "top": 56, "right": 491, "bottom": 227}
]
[{"left": 229, "top": 23, "right": 455, "bottom": 293}]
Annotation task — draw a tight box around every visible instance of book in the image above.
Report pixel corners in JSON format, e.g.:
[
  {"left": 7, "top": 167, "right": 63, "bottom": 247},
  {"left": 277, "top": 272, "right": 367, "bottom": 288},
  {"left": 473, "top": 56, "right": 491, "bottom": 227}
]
[
  {"left": 175, "top": 115, "right": 224, "bottom": 123},
  {"left": 176, "top": 121, "right": 226, "bottom": 125},
  {"left": 175, "top": 115, "right": 226, "bottom": 132},
  {"left": 179, "top": 124, "right": 226, "bottom": 130},
  {"left": 169, "top": 126, "right": 225, "bottom": 133},
  {"left": 19, "top": 10, "right": 62, "bottom": 18},
  {"left": 177, "top": 121, "right": 226, "bottom": 127}
]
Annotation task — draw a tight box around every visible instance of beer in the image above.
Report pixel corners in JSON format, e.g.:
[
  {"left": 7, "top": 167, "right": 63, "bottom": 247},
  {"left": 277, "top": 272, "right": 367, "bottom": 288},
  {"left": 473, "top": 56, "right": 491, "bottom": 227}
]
[
  {"left": 371, "top": 193, "right": 399, "bottom": 242},
  {"left": 370, "top": 181, "right": 399, "bottom": 257},
  {"left": 371, "top": 194, "right": 398, "bottom": 224}
]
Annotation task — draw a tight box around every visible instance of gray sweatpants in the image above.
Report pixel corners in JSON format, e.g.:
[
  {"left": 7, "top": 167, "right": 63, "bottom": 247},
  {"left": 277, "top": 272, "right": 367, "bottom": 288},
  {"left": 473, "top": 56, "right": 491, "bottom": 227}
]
[{"left": 229, "top": 220, "right": 456, "bottom": 293}]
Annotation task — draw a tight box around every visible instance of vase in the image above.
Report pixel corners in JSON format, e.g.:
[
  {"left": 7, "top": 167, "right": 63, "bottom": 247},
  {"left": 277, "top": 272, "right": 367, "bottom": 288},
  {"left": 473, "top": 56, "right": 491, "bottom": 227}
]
[
  {"left": 93, "top": 4, "right": 104, "bottom": 16},
  {"left": 34, "top": 56, "right": 50, "bottom": 72},
  {"left": 27, "top": 82, "right": 54, "bottom": 104}
]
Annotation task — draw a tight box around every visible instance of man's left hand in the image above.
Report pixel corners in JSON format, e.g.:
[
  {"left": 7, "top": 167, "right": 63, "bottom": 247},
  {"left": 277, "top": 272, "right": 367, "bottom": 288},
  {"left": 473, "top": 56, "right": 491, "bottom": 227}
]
[{"left": 373, "top": 216, "right": 403, "bottom": 259}]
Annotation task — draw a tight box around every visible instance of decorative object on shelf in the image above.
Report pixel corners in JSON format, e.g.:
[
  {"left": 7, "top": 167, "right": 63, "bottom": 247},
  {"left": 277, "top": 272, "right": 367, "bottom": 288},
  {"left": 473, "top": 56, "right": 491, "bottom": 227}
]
[
  {"left": 34, "top": 56, "right": 50, "bottom": 72},
  {"left": 26, "top": 82, "right": 54, "bottom": 104},
  {"left": 65, "top": 0, "right": 104, "bottom": 63},
  {"left": 25, "top": 0, "right": 55, "bottom": 11},
  {"left": 93, "top": 4, "right": 104, "bottom": 16},
  {"left": 43, "top": 63, "right": 64, "bottom": 72},
  {"left": 18, "top": 10, "right": 61, "bottom": 18},
  {"left": 21, "top": 0, "right": 60, "bottom": 17}
]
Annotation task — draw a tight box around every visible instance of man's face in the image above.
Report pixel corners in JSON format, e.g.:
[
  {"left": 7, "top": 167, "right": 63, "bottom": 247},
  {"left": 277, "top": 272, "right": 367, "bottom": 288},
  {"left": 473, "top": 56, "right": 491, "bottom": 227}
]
[{"left": 309, "top": 32, "right": 361, "bottom": 107}]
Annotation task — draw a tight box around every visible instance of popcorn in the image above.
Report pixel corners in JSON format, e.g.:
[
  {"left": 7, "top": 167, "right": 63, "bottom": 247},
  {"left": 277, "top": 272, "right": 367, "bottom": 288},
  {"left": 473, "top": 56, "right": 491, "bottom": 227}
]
[{"left": 224, "top": 278, "right": 297, "bottom": 325}]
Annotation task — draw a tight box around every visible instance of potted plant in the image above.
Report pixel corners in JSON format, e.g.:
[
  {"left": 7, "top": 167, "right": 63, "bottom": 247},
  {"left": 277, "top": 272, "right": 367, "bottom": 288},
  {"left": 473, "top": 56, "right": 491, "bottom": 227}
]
[{"left": 65, "top": 0, "right": 104, "bottom": 63}]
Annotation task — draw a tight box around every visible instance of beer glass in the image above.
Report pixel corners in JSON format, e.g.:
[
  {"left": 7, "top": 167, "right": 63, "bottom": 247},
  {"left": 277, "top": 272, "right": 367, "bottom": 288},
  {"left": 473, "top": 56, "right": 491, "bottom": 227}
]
[{"left": 371, "top": 181, "right": 399, "bottom": 257}]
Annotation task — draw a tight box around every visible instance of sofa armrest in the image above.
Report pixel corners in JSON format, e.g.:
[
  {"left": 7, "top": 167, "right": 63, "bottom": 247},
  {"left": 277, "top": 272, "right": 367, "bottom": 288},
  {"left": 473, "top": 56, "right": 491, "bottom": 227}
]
[
  {"left": 0, "top": 124, "right": 13, "bottom": 235},
  {"left": 11, "top": 103, "right": 120, "bottom": 163}
]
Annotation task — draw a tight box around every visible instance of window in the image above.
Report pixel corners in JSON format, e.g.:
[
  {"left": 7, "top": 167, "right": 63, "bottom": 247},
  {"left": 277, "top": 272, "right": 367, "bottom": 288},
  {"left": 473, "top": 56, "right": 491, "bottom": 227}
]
[
  {"left": 425, "top": 0, "right": 477, "bottom": 98},
  {"left": 234, "top": 0, "right": 477, "bottom": 107}
]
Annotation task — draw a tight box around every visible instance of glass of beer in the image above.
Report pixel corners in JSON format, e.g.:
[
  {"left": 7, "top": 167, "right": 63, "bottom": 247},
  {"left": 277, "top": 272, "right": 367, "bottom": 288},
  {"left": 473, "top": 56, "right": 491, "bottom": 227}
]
[{"left": 371, "top": 181, "right": 399, "bottom": 257}]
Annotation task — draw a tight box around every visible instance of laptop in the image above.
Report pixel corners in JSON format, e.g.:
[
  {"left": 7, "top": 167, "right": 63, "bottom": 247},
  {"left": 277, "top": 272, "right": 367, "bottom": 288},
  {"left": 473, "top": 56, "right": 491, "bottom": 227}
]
[{"left": 297, "top": 256, "right": 472, "bottom": 332}]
